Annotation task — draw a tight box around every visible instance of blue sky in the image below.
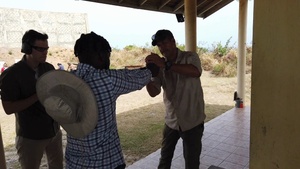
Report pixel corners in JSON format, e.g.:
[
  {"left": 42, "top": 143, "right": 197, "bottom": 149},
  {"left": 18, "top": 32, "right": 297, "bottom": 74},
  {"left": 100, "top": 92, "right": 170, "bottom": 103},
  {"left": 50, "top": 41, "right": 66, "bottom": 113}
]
[{"left": 0, "top": 0, "right": 254, "bottom": 49}]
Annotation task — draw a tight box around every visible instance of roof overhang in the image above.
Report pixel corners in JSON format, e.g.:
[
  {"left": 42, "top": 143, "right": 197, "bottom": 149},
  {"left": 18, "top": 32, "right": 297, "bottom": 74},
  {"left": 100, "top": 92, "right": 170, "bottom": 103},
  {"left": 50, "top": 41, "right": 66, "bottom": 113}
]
[{"left": 83, "top": 0, "right": 234, "bottom": 19}]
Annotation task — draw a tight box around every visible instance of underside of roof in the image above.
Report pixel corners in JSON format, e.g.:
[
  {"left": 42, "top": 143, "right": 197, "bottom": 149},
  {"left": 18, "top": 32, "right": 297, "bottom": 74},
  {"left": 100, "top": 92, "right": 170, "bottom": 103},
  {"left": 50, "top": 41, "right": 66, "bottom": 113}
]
[{"left": 83, "top": 0, "right": 234, "bottom": 19}]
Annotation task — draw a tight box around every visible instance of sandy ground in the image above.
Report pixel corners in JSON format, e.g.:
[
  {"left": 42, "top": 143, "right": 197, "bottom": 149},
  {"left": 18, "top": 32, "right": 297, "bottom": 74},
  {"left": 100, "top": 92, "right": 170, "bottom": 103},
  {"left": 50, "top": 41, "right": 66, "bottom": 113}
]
[
  {"left": 0, "top": 47, "right": 251, "bottom": 168},
  {"left": 0, "top": 71, "right": 251, "bottom": 168}
]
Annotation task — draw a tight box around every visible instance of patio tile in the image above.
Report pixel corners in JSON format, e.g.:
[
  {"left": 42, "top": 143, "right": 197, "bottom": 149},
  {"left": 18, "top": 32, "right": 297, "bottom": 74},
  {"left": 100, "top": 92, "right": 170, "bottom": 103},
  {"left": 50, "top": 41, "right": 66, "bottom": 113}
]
[
  {"left": 225, "top": 153, "right": 249, "bottom": 166},
  {"left": 126, "top": 107, "right": 250, "bottom": 169},
  {"left": 219, "top": 161, "right": 245, "bottom": 169}
]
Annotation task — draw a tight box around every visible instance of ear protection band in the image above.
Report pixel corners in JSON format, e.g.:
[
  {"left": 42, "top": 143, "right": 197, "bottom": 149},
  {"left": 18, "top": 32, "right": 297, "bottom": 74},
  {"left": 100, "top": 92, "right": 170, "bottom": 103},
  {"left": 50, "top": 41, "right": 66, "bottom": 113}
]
[{"left": 21, "top": 39, "right": 32, "bottom": 54}]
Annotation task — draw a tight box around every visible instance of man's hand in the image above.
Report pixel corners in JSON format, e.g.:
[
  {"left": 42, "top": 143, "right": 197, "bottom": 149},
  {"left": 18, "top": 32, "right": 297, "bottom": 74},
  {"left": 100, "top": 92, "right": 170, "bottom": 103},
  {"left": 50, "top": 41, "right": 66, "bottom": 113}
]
[
  {"left": 145, "top": 53, "right": 165, "bottom": 68},
  {"left": 146, "top": 63, "right": 160, "bottom": 77}
]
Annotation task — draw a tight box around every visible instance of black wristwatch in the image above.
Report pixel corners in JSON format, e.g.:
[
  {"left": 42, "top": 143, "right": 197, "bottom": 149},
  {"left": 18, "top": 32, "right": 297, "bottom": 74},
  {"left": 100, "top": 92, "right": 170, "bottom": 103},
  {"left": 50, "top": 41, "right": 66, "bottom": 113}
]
[{"left": 165, "top": 61, "right": 172, "bottom": 71}]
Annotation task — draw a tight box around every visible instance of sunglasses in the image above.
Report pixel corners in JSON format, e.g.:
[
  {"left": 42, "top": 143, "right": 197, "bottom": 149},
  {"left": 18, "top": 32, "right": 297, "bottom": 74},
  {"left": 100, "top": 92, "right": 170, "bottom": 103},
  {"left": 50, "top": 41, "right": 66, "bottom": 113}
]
[{"left": 32, "top": 46, "right": 49, "bottom": 52}]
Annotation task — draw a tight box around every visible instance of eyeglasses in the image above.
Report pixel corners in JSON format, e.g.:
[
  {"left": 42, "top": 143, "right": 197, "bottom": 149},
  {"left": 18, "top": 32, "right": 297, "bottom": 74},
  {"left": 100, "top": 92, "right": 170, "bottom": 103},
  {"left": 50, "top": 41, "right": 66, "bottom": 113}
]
[{"left": 32, "top": 46, "right": 49, "bottom": 52}]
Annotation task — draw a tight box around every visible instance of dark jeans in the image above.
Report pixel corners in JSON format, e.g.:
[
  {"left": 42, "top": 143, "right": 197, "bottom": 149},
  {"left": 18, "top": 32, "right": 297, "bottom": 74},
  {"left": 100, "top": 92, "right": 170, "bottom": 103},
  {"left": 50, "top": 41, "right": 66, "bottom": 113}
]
[{"left": 158, "top": 123, "right": 204, "bottom": 169}]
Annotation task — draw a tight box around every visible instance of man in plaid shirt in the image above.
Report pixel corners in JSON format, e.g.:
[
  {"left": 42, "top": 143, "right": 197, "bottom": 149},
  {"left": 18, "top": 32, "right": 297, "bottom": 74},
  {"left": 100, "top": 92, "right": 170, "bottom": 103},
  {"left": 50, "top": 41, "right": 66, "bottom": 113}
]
[{"left": 65, "top": 32, "right": 158, "bottom": 169}]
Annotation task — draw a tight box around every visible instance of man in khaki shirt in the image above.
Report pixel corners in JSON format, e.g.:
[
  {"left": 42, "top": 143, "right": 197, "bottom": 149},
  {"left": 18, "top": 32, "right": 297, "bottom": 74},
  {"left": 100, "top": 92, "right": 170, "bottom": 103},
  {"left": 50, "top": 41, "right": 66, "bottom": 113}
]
[{"left": 146, "top": 29, "right": 206, "bottom": 169}]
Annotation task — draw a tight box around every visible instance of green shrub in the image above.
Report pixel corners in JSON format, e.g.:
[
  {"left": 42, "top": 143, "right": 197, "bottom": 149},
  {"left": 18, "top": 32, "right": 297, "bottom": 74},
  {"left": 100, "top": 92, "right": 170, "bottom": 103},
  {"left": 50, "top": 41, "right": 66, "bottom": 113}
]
[
  {"left": 212, "top": 37, "right": 233, "bottom": 57},
  {"left": 124, "top": 45, "right": 138, "bottom": 51},
  {"left": 212, "top": 63, "right": 226, "bottom": 76},
  {"left": 197, "top": 47, "right": 209, "bottom": 56}
]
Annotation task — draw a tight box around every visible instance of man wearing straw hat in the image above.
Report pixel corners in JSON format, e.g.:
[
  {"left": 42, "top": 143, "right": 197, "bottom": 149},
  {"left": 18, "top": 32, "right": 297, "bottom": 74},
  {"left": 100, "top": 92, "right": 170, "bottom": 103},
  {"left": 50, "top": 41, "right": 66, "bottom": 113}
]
[{"left": 37, "top": 31, "right": 159, "bottom": 169}]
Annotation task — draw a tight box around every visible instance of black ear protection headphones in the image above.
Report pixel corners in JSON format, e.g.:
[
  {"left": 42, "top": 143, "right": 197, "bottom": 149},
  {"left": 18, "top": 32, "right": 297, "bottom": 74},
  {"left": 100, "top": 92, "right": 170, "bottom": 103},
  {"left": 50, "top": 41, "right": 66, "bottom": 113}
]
[{"left": 21, "top": 39, "right": 32, "bottom": 54}]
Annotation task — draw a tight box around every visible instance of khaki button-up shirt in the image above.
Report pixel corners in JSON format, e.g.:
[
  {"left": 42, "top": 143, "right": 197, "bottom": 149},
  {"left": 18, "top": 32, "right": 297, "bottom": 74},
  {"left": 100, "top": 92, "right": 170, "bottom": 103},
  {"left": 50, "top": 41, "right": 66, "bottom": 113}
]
[{"left": 151, "top": 49, "right": 206, "bottom": 131}]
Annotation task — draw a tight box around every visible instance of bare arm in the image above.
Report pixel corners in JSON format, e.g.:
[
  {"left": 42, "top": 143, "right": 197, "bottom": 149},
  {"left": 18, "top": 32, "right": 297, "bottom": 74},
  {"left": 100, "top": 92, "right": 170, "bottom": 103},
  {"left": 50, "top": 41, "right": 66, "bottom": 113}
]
[
  {"left": 167, "top": 63, "right": 201, "bottom": 77},
  {"left": 2, "top": 94, "right": 38, "bottom": 115},
  {"left": 145, "top": 53, "right": 201, "bottom": 78}
]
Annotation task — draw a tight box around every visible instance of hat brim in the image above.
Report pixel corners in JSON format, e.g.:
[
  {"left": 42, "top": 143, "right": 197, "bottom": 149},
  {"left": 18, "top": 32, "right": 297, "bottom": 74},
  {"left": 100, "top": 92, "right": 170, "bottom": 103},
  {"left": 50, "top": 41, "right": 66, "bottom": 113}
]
[{"left": 36, "top": 70, "right": 98, "bottom": 138}]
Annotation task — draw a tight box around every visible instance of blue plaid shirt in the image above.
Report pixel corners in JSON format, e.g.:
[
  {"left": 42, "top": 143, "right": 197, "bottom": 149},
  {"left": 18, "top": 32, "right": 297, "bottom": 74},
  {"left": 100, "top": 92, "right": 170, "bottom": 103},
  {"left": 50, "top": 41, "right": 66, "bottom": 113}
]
[{"left": 65, "top": 63, "right": 152, "bottom": 169}]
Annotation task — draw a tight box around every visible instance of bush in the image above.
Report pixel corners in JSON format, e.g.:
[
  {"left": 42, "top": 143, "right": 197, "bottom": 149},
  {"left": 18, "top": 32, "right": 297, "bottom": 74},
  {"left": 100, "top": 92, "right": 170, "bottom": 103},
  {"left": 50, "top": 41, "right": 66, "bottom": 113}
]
[
  {"left": 200, "top": 53, "right": 214, "bottom": 71},
  {"left": 212, "top": 37, "right": 233, "bottom": 57},
  {"left": 41, "top": 42, "right": 251, "bottom": 77},
  {"left": 212, "top": 63, "right": 226, "bottom": 76}
]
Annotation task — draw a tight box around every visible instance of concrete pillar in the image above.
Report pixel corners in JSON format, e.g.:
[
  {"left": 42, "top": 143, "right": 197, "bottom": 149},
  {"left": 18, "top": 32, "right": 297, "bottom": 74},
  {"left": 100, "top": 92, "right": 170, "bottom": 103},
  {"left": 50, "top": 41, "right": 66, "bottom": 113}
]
[
  {"left": 250, "top": 0, "right": 300, "bottom": 168},
  {"left": 184, "top": 0, "right": 197, "bottom": 52},
  {"left": 237, "top": 0, "right": 248, "bottom": 102}
]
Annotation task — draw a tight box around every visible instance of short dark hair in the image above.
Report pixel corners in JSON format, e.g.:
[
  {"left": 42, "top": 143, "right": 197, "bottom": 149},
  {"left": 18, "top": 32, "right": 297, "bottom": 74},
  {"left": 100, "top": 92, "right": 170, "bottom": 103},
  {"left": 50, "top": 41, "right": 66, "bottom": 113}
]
[
  {"left": 22, "top": 29, "right": 48, "bottom": 46},
  {"left": 74, "top": 32, "right": 111, "bottom": 65}
]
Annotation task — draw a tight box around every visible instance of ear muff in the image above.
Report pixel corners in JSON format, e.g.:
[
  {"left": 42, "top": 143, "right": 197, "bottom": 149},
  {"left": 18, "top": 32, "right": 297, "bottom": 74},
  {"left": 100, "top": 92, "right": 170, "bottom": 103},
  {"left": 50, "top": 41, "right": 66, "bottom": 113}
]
[{"left": 21, "top": 40, "right": 32, "bottom": 54}]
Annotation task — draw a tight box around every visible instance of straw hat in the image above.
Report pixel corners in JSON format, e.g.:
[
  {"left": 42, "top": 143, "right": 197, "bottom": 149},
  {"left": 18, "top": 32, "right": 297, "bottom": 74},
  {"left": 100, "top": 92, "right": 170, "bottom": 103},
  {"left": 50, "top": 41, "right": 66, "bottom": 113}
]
[{"left": 36, "top": 70, "right": 98, "bottom": 138}]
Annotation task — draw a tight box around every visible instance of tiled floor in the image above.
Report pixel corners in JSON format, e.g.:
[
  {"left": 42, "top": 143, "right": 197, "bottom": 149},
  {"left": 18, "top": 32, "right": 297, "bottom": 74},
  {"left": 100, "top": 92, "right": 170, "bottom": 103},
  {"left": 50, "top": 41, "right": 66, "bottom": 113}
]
[{"left": 126, "top": 106, "right": 250, "bottom": 169}]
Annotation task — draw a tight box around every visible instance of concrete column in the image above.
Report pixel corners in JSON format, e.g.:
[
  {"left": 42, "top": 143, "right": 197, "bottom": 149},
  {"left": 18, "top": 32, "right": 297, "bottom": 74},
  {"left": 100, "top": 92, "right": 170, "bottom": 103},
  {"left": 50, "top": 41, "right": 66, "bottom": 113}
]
[
  {"left": 184, "top": 0, "right": 197, "bottom": 52},
  {"left": 251, "top": 0, "right": 300, "bottom": 168},
  {"left": 237, "top": 0, "right": 248, "bottom": 102}
]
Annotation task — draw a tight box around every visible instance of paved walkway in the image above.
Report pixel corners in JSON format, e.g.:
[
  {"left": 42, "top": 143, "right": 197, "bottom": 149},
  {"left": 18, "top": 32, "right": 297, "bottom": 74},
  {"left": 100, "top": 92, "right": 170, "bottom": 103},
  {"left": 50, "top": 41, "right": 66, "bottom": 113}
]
[{"left": 126, "top": 106, "right": 250, "bottom": 169}]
